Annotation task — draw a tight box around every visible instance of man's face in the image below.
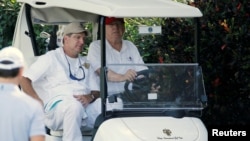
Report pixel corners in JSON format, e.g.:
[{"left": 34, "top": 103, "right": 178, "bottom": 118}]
[
  {"left": 105, "top": 20, "right": 125, "bottom": 41},
  {"left": 64, "top": 33, "right": 86, "bottom": 55}
]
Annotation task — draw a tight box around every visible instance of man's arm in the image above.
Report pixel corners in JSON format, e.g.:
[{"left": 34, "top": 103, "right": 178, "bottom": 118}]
[
  {"left": 29, "top": 100, "right": 46, "bottom": 141},
  {"left": 96, "top": 68, "right": 137, "bottom": 82},
  {"left": 30, "top": 135, "right": 45, "bottom": 141},
  {"left": 20, "top": 76, "right": 43, "bottom": 105},
  {"left": 91, "top": 90, "right": 100, "bottom": 101}
]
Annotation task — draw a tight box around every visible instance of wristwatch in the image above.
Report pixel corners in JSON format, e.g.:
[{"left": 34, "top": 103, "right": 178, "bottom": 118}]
[
  {"left": 91, "top": 94, "right": 95, "bottom": 100},
  {"left": 90, "top": 94, "right": 95, "bottom": 103}
]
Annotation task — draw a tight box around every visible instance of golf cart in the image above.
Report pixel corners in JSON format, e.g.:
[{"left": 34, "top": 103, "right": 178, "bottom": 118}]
[{"left": 13, "top": 0, "right": 208, "bottom": 141}]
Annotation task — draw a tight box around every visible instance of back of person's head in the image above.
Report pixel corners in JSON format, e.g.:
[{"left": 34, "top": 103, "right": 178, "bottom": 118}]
[{"left": 0, "top": 47, "right": 25, "bottom": 78}]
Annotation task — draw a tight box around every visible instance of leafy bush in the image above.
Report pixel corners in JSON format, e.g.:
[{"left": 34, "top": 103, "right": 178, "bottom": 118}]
[
  {"left": 124, "top": 0, "right": 250, "bottom": 126},
  {"left": 0, "top": 0, "right": 20, "bottom": 48},
  {"left": 197, "top": 0, "right": 250, "bottom": 126}
]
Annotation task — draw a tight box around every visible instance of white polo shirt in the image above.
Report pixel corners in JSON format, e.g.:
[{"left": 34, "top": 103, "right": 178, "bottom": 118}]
[
  {"left": 87, "top": 40, "right": 147, "bottom": 94},
  {"left": 23, "top": 47, "right": 99, "bottom": 109},
  {"left": 0, "top": 83, "right": 45, "bottom": 141}
]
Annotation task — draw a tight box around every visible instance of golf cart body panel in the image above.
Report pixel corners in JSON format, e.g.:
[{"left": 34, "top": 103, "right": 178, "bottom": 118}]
[
  {"left": 94, "top": 117, "right": 207, "bottom": 141},
  {"left": 93, "top": 63, "right": 207, "bottom": 141},
  {"left": 13, "top": 0, "right": 207, "bottom": 141}
]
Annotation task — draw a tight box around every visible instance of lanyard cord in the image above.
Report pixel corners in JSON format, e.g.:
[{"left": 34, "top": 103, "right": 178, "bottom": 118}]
[{"left": 64, "top": 53, "right": 85, "bottom": 81}]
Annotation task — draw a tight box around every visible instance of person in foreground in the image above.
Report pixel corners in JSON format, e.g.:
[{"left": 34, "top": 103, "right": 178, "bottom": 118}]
[
  {"left": 0, "top": 47, "right": 45, "bottom": 141},
  {"left": 87, "top": 17, "right": 147, "bottom": 109},
  {"left": 20, "top": 22, "right": 100, "bottom": 141}
]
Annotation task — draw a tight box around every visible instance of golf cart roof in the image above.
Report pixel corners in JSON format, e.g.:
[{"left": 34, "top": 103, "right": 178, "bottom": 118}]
[{"left": 17, "top": 0, "right": 202, "bottom": 24}]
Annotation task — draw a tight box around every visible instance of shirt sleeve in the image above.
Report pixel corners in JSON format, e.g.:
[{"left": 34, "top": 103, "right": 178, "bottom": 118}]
[
  {"left": 127, "top": 41, "right": 148, "bottom": 71},
  {"left": 81, "top": 56, "right": 100, "bottom": 91},
  {"left": 87, "top": 41, "right": 101, "bottom": 72},
  {"left": 23, "top": 53, "right": 52, "bottom": 82},
  {"left": 29, "top": 99, "right": 46, "bottom": 137},
  {"left": 88, "top": 65, "right": 100, "bottom": 91}
]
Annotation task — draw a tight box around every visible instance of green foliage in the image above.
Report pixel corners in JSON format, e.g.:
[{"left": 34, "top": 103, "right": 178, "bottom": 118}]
[
  {"left": 124, "top": 18, "right": 165, "bottom": 63},
  {"left": 124, "top": 17, "right": 196, "bottom": 63},
  {"left": 123, "top": 1, "right": 250, "bottom": 126},
  {"left": 0, "top": 0, "right": 20, "bottom": 48},
  {"left": 33, "top": 24, "right": 55, "bottom": 54},
  {"left": 196, "top": 0, "right": 250, "bottom": 126}
]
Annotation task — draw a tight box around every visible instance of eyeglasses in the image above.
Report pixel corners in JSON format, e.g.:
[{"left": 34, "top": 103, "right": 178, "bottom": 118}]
[{"left": 64, "top": 54, "right": 85, "bottom": 81}]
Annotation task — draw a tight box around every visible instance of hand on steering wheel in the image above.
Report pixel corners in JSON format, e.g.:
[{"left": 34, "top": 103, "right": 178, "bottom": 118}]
[
  {"left": 123, "top": 69, "right": 151, "bottom": 102},
  {"left": 123, "top": 69, "right": 137, "bottom": 82}
]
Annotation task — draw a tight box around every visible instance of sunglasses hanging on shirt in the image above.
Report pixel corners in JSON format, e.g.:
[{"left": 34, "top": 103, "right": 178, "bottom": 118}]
[{"left": 64, "top": 53, "right": 85, "bottom": 81}]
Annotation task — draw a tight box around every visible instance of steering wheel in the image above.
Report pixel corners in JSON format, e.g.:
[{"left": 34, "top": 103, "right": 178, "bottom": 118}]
[{"left": 123, "top": 69, "right": 152, "bottom": 102}]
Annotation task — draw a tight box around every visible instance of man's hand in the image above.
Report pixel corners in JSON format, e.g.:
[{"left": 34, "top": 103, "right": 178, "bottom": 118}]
[
  {"left": 73, "top": 94, "right": 93, "bottom": 107},
  {"left": 151, "top": 83, "right": 161, "bottom": 93},
  {"left": 107, "top": 69, "right": 137, "bottom": 82},
  {"left": 122, "top": 69, "right": 137, "bottom": 81}
]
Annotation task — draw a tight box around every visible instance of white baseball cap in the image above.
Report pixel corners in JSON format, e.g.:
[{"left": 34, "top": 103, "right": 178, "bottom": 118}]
[{"left": 0, "top": 47, "right": 24, "bottom": 70}]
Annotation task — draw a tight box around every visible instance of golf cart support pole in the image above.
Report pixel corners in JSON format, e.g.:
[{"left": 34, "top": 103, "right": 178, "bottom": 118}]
[
  {"left": 25, "top": 4, "right": 39, "bottom": 56},
  {"left": 194, "top": 0, "right": 201, "bottom": 63},
  {"left": 99, "top": 16, "right": 107, "bottom": 118}
]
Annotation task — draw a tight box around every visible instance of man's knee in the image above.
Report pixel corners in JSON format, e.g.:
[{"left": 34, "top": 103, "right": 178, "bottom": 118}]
[{"left": 64, "top": 101, "right": 84, "bottom": 116}]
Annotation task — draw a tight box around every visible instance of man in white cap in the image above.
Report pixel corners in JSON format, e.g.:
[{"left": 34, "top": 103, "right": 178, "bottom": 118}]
[
  {"left": 20, "top": 22, "right": 100, "bottom": 141},
  {"left": 0, "top": 47, "right": 45, "bottom": 141}
]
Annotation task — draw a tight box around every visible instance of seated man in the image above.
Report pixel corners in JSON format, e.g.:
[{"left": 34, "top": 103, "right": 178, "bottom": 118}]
[
  {"left": 20, "top": 22, "right": 100, "bottom": 141},
  {"left": 87, "top": 17, "right": 147, "bottom": 109}
]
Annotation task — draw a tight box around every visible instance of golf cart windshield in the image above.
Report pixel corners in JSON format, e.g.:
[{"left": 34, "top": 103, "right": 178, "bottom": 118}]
[{"left": 105, "top": 63, "right": 207, "bottom": 115}]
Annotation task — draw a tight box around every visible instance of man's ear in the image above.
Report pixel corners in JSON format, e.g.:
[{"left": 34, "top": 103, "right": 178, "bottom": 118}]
[{"left": 62, "top": 35, "right": 68, "bottom": 45}]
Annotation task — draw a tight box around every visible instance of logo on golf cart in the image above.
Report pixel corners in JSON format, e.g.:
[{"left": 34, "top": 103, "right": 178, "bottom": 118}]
[
  {"left": 148, "top": 27, "right": 153, "bottom": 32},
  {"left": 163, "top": 129, "right": 172, "bottom": 136},
  {"left": 157, "top": 128, "right": 183, "bottom": 140}
]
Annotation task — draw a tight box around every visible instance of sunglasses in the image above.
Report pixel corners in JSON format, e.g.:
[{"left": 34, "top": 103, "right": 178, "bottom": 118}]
[{"left": 64, "top": 54, "right": 85, "bottom": 81}]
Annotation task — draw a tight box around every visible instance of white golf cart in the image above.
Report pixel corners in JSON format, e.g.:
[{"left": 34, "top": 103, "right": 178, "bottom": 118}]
[{"left": 13, "top": 0, "right": 208, "bottom": 141}]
